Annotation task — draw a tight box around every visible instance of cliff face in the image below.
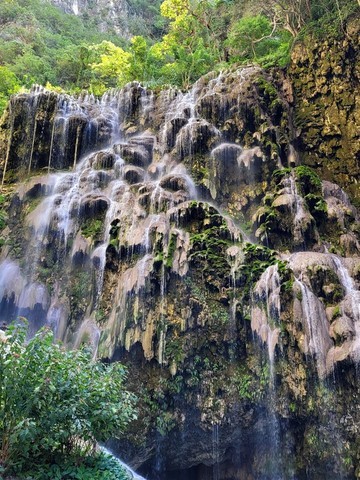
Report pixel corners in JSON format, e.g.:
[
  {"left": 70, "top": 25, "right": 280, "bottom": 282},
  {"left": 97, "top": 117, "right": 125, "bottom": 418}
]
[
  {"left": 289, "top": 14, "right": 360, "bottom": 205},
  {"left": 0, "top": 19, "right": 359, "bottom": 480},
  {"left": 47, "top": 0, "right": 131, "bottom": 37}
]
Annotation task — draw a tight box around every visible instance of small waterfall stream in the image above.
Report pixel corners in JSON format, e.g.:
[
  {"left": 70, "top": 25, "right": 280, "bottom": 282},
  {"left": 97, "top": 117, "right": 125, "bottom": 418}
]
[{"left": 101, "top": 447, "right": 147, "bottom": 480}]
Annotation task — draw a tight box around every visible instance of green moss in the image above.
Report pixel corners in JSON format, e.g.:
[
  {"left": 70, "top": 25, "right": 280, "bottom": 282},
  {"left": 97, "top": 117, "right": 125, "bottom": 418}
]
[
  {"left": 69, "top": 270, "right": 92, "bottom": 323},
  {"left": 0, "top": 210, "right": 6, "bottom": 231},
  {"left": 24, "top": 196, "right": 43, "bottom": 215},
  {"left": 182, "top": 276, "right": 230, "bottom": 332},
  {"left": 109, "top": 238, "right": 119, "bottom": 248},
  {"left": 156, "top": 411, "right": 177, "bottom": 436},
  {"left": 210, "top": 305, "right": 229, "bottom": 325},
  {"left": 235, "top": 243, "right": 278, "bottom": 297},
  {"left": 81, "top": 218, "right": 103, "bottom": 239},
  {"left": 95, "top": 308, "right": 106, "bottom": 323},
  {"left": 272, "top": 167, "right": 291, "bottom": 183},
  {"left": 183, "top": 154, "right": 209, "bottom": 187},
  {"left": 332, "top": 305, "right": 341, "bottom": 320},
  {"left": 294, "top": 165, "right": 322, "bottom": 196},
  {"left": 165, "top": 232, "right": 177, "bottom": 268},
  {"left": 0, "top": 193, "right": 9, "bottom": 232},
  {"left": 255, "top": 77, "right": 278, "bottom": 101},
  {"left": 307, "top": 264, "right": 344, "bottom": 305},
  {"left": 304, "top": 193, "right": 327, "bottom": 219},
  {"left": 165, "top": 336, "right": 185, "bottom": 364},
  {"left": 233, "top": 362, "right": 270, "bottom": 402},
  {"left": 188, "top": 220, "right": 234, "bottom": 286}
]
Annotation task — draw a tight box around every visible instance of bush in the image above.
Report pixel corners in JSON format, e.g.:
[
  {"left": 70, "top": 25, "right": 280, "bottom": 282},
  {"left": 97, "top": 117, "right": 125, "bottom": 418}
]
[
  {"left": 0, "top": 322, "right": 137, "bottom": 477},
  {"left": 19, "top": 451, "right": 131, "bottom": 480}
]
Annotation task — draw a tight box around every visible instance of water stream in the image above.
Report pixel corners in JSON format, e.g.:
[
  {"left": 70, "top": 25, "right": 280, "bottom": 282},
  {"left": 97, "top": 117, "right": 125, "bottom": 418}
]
[{"left": 101, "top": 447, "right": 146, "bottom": 480}]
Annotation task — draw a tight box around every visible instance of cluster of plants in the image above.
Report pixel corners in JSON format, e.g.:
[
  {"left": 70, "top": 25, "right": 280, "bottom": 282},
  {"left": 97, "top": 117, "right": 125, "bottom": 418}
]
[
  {"left": 294, "top": 165, "right": 327, "bottom": 220},
  {"left": 0, "top": 321, "right": 137, "bottom": 479},
  {"left": 235, "top": 243, "right": 279, "bottom": 294}
]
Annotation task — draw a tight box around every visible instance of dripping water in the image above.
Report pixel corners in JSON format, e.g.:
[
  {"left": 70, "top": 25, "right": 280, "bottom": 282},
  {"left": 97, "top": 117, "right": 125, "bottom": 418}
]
[
  {"left": 2, "top": 99, "right": 14, "bottom": 188},
  {"left": 212, "top": 423, "right": 220, "bottom": 480}
]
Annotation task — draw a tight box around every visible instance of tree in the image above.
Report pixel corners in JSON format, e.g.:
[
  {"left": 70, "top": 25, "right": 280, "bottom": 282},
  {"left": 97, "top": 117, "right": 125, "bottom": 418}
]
[
  {"left": 147, "top": 0, "right": 222, "bottom": 87},
  {"left": 258, "top": 0, "right": 312, "bottom": 37},
  {"left": 90, "top": 41, "right": 132, "bottom": 91},
  {"left": 226, "top": 14, "right": 291, "bottom": 66},
  {"left": 0, "top": 66, "right": 20, "bottom": 115},
  {"left": 0, "top": 322, "right": 137, "bottom": 476},
  {"left": 129, "top": 35, "right": 149, "bottom": 81}
]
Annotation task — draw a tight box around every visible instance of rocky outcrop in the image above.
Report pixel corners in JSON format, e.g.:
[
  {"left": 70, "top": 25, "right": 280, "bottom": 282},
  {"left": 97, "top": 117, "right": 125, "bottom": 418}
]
[{"left": 289, "top": 13, "right": 360, "bottom": 205}]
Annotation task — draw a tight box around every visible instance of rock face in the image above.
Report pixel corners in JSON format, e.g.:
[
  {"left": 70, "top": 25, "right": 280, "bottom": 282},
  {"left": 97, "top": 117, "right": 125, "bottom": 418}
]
[
  {"left": 0, "top": 43, "right": 360, "bottom": 479},
  {"left": 47, "top": 0, "right": 131, "bottom": 37},
  {"left": 289, "top": 14, "right": 360, "bottom": 205}
]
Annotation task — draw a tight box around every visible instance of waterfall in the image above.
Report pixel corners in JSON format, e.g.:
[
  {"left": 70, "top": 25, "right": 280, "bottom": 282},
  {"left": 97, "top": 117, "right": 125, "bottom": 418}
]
[
  {"left": 331, "top": 255, "right": 360, "bottom": 362},
  {"left": 251, "top": 264, "right": 281, "bottom": 379},
  {"left": 293, "top": 278, "right": 332, "bottom": 377},
  {"left": 212, "top": 423, "right": 220, "bottom": 480},
  {"left": 1, "top": 68, "right": 359, "bottom": 479}
]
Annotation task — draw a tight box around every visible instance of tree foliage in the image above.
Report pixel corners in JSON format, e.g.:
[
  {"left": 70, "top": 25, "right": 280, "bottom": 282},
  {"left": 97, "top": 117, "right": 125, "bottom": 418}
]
[
  {"left": 226, "top": 14, "right": 292, "bottom": 65},
  {"left": 0, "top": 0, "right": 357, "bottom": 97},
  {"left": 0, "top": 67, "right": 21, "bottom": 115},
  {"left": 0, "top": 0, "right": 126, "bottom": 89},
  {"left": 0, "top": 322, "right": 136, "bottom": 477},
  {"left": 90, "top": 41, "right": 132, "bottom": 90}
]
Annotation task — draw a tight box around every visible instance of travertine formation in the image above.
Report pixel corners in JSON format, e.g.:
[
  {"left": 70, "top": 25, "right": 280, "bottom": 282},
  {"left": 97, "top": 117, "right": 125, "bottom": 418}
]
[{"left": 0, "top": 31, "right": 359, "bottom": 478}]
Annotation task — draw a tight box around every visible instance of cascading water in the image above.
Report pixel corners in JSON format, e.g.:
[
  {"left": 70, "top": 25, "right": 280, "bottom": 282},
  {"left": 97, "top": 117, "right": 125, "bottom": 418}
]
[{"left": 1, "top": 65, "right": 360, "bottom": 479}]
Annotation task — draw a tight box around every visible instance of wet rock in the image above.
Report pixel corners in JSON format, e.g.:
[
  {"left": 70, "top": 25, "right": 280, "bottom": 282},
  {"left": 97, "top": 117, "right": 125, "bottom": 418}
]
[
  {"left": 339, "top": 233, "right": 360, "bottom": 256},
  {"left": 289, "top": 17, "right": 360, "bottom": 203},
  {"left": 159, "top": 174, "right": 190, "bottom": 192},
  {"left": 175, "top": 119, "right": 220, "bottom": 159},
  {"left": 91, "top": 151, "right": 116, "bottom": 170},
  {"left": 168, "top": 201, "right": 225, "bottom": 231},
  {"left": 170, "top": 229, "right": 191, "bottom": 277},
  {"left": 79, "top": 194, "right": 109, "bottom": 219},
  {"left": 114, "top": 143, "right": 151, "bottom": 167},
  {"left": 123, "top": 165, "right": 145, "bottom": 184},
  {"left": 129, "top": 135, "right": 155, "bottom": 157},
  {"left": 207, "top": 143, "right": 242, "bottom": 200},
  {"left": 18, "top": 175, "right": 56, "bottom": 200},
  {"left": 162, "top": 117, "right": 188, "bottom": 151},
  {"left": 330, "top": 316, "right": 355, "bottom": 342},
  {"left": 71, "top": 233, "right": 91, "bottom": 266}
]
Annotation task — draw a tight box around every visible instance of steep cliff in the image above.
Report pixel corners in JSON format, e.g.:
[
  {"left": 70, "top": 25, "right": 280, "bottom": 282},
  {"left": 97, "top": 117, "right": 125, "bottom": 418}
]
[
  {"left": 0, "top": 20, "right": 359, "bottom": 480},
  {"left": 47, "top": 0, "right": 131, "bottom": 37}
]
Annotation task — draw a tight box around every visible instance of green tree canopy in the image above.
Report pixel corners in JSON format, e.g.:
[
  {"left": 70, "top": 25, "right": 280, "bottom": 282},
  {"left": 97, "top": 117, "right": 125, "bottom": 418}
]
[
  {"left": 90, "top": 41, "right": 132, "bottom": 91},
  {"left": 226, "top": 14, "right": 292, "bottom": 66}
]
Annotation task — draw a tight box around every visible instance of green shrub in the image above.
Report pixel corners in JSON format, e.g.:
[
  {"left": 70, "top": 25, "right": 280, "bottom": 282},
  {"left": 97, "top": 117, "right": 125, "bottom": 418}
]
[
  {"left": 21, "top": 451, "right": 131, "bottom": 479},
  {"left": 0, "top": 322, "right": 137, "bottom": 476},
  {"left": 81, "top": 218, "right": 103, "bottom": 238}
]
